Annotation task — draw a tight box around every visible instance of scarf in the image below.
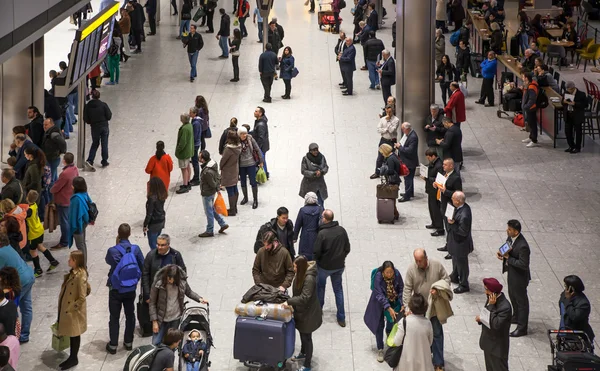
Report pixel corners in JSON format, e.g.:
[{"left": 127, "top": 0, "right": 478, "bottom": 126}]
[
  {"left": 306, "top": 151, "right": 323, "bottom": 165},
  {"left": 384, "top": 276, "right": 397, "bottom": 303}
]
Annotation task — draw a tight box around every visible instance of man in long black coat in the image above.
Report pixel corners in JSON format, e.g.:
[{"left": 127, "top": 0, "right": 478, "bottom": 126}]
[
  {"left": 446, "top": 191, "right": 472, "bottom": 293},
  {"left": 423, "top": 149, "right": 444, "bottom": 236},
  {"left": 477, "top": 277, "right": 512, "bottom": 371}
]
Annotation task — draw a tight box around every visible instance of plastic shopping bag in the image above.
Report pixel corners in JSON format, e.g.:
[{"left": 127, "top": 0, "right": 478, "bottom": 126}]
[
  {"left": 214, "top": 192, "right": 228, "bottom": 216},
  {"left": 51, "top": 323, "right": 70, "bottom": 352},
  {"left": 256, "top": 167, "right": 267, "bottom": 184}
]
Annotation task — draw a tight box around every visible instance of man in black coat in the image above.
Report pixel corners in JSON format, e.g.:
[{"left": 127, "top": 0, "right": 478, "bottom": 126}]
[
  {"left": 423, "top": 149, "right": 444, "bottom": 236},
  {"left": 334, "top": 32, "right": 348, "bottom": 87},
  {"left": 267, "top": 21, "right": 282, "bottom": 57},
  {"left": 252, "top": 107, "right": 270, "bottom": 178},
  {"left": 254, "top": 207, "right": 295, "bottom": 258},
  {"left": 395, "top": 122, "right": 418, "bottom": 202},
  {"left": 258, "top": 43, "right": 278, "bottom": 103},
  {"left": 424, "top": 104, "right": 446, "bottom": 157},
  {"left": 366, "top": 3, "right": 379, "bottom": 30},
  {"left": 25, "top": 106, "right": 44, "bottom": 148},
  {"left": 446, "top": 191, "right": 473, "bottom": 293},
  {"left": 437, "top": 117, "right": 463, "bottom": 165},
  {"left": 141, "top": 234, "right": 186, "bottom": 301},
  {"left": 42, "top": 118, "right": 67, "bottom": 182},
  {"left": 378, "top": 50, "right": 396, "bottom": 105},
  {"left": 563, "top": 81, "right": 587, "bottom": 153},
  {"left": 364, "top": 31, "right": 384, "bottom": 90},
  {"left": 84, "top": 90, "right": 112, "bottom": 169},
  {"left": 145, "top": 0, "right": 157, "bottom": 35},
  {"left": 216, "top": 8, "right": 231, "bottom": 58},
  {"left": 435, "top": 158, "right": 463, "bottom": 251},
  {"left": 338, "top": 37, "right": 356, "bottom": 96},
  {"left": 128, "top": 0, "right": 145, "bottom": 53},
  {"left": 498, "top": 219, "right": 530, "bottom": 338},
  {"left": 477, "top": 277, "right": 512, "bottom": 371}
]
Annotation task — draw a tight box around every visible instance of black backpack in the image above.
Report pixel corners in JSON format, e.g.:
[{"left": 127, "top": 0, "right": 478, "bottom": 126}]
[
  {"left": 339, "top": 0, "right": 347, "bottom": 9},
  {"left": 253, "top": 222, "right": 272, "bottom": 253},
  {"left": 536, "top": 87, "right": 549, "bottom": 109},
  {"left": 87, "top": 200, "right": 99, "bottom": 223}
]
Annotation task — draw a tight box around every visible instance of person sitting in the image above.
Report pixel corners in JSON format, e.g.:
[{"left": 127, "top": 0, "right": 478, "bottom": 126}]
[
  {"left": 182, "top": 329, "right": 207, "bottom": 371},
  {"left": 534, "top": 64, "right": 559, "bottom": 92},
  {"left": 559, "top": 275, "right": 595, "bottom": 345},
  {"left": 252, "top": 231, "right": 295, "bottom": 292},
  {"left": 530, "top": 41, "right": 541, "bottom": 57},
  {"left": 519, "top": 49, "right": 536, "bottom": 72},
  {"left": 561, "top": 21, "right": 578, "bottom": 62}
]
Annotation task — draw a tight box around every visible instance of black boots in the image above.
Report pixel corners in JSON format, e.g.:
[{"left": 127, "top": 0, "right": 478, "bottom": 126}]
[
  {"left": 228, "top": 194, "right": 238, "bottom": 216},
  {"left": 240, "top": 187, "right": 249, "bottom": 205},
  {"left": 252, "top": 186, "right": 258, "bottom": 209}
]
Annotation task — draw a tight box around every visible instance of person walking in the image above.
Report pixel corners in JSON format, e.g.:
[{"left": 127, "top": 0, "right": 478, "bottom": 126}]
[
  {"left": 252, "top": 6, "right": 263, "bottom": 42},
  {"left": 145, "top": 141, "right": 174, "bottom": 192},
  {"left": 293, "top": 192, "right": 321, "bottom": 261},
  {"left": 183, "top": 25, "right": 204, "bottom": 83},
  {"left": 57, "top": 250, "right": 89, "bottom": 370},
  {"left": 258, "top": 43, "right": 278, "bottom": 103},
  {"left": 84, "top": 90, "right": 112, "bottom": 169},
  {"left": 229, "top": 28, "right": 242, "bottom": 82},
  {"left": 314, "top": 209, "right": 351, "bottom": 327},
  {"left": 283, "top": 256, "right": 323, "bottom": 371},
  {"left": 68, "top": 177, "right": 92, "bottom": 267},
  {"left": 280, "top": 46, "right": 295, "bottom": 99},
  {"left": 49, "top": 153, "right": 78, "bottom": 249},
  {"left": 216, "top": 9, "right": 230, "bottom": 58},
  {"left": 236, "top": 0, "right": 250, "bottom": 37},
  {"left": 197, "top": 151, "right": 229, "bottom": 237},
  {"left": 178, "top": 0, "right": 192, "bottom": 39},
  {"left": 392, "top": 293, "right": 434, "bottom": 371},
  {"left": 299, "top": 143, "right": 328, "bottom": 208},
  {"left": 237, "top": 127, "right": 263, "bottom": 209},
  {"left": 477, "top": 278, "right": 512, "bottom": 371},
  {"left": 105, "top": 224, "right": 144, "bottom": 354},
  {"left": 175, "top": 113, "right": 195, "bottom": 194},
  {"left": 220, "top": 131, "right": 241, "bottom": 216},
  {"left": 144, "top": 178, "right": 167, "bottom": 250},
  {"left": 364, "top": 261, "right": 404, "bottom": 363}
]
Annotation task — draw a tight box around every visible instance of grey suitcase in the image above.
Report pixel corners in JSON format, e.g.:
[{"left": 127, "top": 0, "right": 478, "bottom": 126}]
[{"left": 377, "top": 198, "right": 396, "bottom": 224}]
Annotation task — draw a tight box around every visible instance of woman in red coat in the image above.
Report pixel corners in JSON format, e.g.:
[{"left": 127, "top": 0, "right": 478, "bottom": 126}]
[
  {"left": 145, "top": 141, "right": 174, "bottom": 191},
  {"left": 444, "top": 82, "right": 466, "bottom": 127}
]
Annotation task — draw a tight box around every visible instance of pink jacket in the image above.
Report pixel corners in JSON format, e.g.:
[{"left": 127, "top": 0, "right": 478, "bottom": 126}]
[{"left": 50, "top": 165, "right": 79, "bottom": 206}]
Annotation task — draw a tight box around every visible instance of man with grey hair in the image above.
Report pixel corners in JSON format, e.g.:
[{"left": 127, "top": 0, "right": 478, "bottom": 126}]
[
  {"left": 563, "top": 80, "right": 587, "bottom": 153},
  {"left": 338, "top": 37, "right": 357, "bottom": 96},
  {"left": 378, "top": 49, "right": 396, "bottom": 104},
  {"left": 395, "top": 122, "right": 419, "bottom": 202},
  {"left": 141, "top": 233, "right": 187, "bottom": 303},
  {"left": 425, "top": 104, "right": 446, "bottom": 157},
  {"left": 175, "top": 113, "right": 195, "bottom": 194},
  {"left": 447, "top": 191, "right": 473, "bottom": 294}
]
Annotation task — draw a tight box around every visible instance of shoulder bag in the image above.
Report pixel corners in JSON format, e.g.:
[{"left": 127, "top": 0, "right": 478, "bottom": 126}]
[{"left": 384, "top": 317, "right": 406, "bottom": 368}]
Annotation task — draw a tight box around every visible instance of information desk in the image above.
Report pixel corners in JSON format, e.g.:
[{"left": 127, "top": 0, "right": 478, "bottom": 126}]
[
  {"left": 496, "top": 54, "right": 565, "bottom": 147},
  {"left": 467, "top": 10, "right": 490, "bottom": 55}
]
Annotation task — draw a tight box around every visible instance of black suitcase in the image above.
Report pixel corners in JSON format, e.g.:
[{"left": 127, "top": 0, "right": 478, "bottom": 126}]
[
  {"left": 470, "top": 53, "right": 483, "bottom": 78},
  {"left": 233, "top": 317, "right": 295, "bottom": 368},
  {"left": 508, "top": 99, "right": 522, "bottom": 112},
  {"left": 136, "top": 294, "right": 153, "bottom": 337},
  {"left": 509, "top": 36, "right": 519, "bottom": 57}
]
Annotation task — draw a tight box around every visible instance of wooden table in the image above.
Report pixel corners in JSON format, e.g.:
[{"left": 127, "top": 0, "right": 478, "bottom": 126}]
[
  {"left": 467, "top": 10, "right": 490, "bottom": 55},
  {"left": 551, "top": 40, "right": 574, "bottom": 47},
  {"left": 545, "top": 28, "right": 564, "bottom": 38}
]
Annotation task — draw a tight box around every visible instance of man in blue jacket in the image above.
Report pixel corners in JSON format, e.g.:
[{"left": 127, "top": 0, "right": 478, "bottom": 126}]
[
  {"left": 475, "top": 51, "right": 497, "bottom": 107},
  {"left": 105, "top": 224, "right": 144, "bottom": 354},
  {"left": 338, "top": 38, "right": 357, "bottom": 96}
]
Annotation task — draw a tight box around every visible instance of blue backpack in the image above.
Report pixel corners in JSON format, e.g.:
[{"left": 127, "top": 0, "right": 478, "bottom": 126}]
[
  {"left": 450, "top": 29, "right": 461, "bottom": 46},
  {"left": 110, "top": 244, "right": 142, "bottom": 293}
]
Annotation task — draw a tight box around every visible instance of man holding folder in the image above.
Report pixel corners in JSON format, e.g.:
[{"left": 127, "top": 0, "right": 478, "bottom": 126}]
[{"left": 433, "top": 159, "right": 462, "bottom": 259}]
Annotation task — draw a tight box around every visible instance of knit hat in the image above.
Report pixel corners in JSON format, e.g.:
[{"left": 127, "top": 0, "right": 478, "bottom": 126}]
[
  {"left": 304, "top": 192, "right": 318, "bottom": 205},
  {"left": 309, "top": 143, "right": 319, "bottom": 151},
  {"left": 483, "top": 278, "right": 503, "bottom": 294},
  {"left": 238, "top": 126, "right": 248, "bottom": 135},
  {"left": 379, "top": 143, "right": 393, "bottom": 157}
]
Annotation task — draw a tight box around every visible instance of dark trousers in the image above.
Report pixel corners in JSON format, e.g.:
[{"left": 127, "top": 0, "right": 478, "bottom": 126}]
[
  {"left": 565, "top": 114, "right": 582, "bottom": 150},
  {"left": 239, "top": 16, "right": 248, "bottom": 37},
  {"left": 382, "top": 83, "right": 392, "bottom": 105},
  {"left": 148, "top": 14, "right": 156, "bottom": 34},
  {"left": 207, "top": 9, "right": 215, "bottom": 32},
  {"left": 260, "top": 74, "right": 274, "bottom": 99},
  {"left": 479, "top": 78, "right": 495, "bottom": 105},
  {"left": 87, "top": 126, "right": 109, "bottom": 165},
  {"left": 450, "top": 255, "right": 469, "bottom": 289},
  {"left": 525, "top": 109, "right": 538, "bottom": 143},
  {"left": 440, "top": 82, "right": 451, "bottom": 106},
  {"left": 436, "top": 20, "right": 447, "bottom": 31},
  {"left": 343, "top": 70, "right": 354, "bottom": 94},
  {"left": 484, "top": 352, "right": 509, "bottom": 371},
  {"left": 69, "top": 335, "right": 81, "bottom": 360},
  {"left": 375, "top": 314, "right": 394, "bottom": 350},
  {"left": 283, "top": 79, "right": 292, "bottom": 97},
  {"left": 299, "top": 332, "right": 313, "bottom": 368},
  {"left": 508, "top": 275, "right": 529, "bottom": 330},
  {"left": 333, "top": 12, "right": 340, "bottom": 32},
  {"left": 310, "top": 0, "right": 315, "bottom": 11},
  {"left": 108, "top": 290, "right": 136, "bottom": 346},
  {"left": 171, "top": 0, "right": 177, "bottom": 13},
  {"left": 232, "top": 56, "right": 239, "bottom": 79},
  {"left": 428, "top": 193, "right": 444, "bottom": 230},
  {"left": 454, "top": 19, "right": 463, "bottom": 30},
  {"left": 404, "top": 167, "right": 416, "bottom": 199},
  {"left": 339, "top": 64, "right": 346, "bottom": 85},
  {"left": 133, "top": 29, "right": 142, "bottom": 51},
  {"left": 375, "top": 137, "right": 396, "bottom": 174},
  {"left": 191, "top": 145, "right": 200, "bottom": 181}
]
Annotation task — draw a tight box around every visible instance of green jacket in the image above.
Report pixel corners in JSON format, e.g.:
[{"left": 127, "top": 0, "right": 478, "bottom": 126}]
[{"left": 175, "top": 122, "right": 194, "bottom": 160}]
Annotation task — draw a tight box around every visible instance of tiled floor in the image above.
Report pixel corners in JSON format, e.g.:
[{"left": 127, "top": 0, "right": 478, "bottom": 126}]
[{"left": 16, "top": 0, "right": 600, "bottom": 370}]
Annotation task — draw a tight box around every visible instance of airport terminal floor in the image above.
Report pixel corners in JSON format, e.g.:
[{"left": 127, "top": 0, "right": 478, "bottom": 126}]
[{"left": 12, "top": 0, "right": 600, "bottom": 370}]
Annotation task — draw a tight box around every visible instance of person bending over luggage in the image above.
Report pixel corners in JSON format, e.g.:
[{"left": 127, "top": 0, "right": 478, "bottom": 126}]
[
  {"left": 142, "top": 234, "right": 187, "bottom": 303},
  {"left": 182, "top": 329, "right": 207, "bottom": 371},
  {"left": 559, "top": 275, "right": 596, "bottom": 346},
  {"left": 149, "top": 264, "right": 208, "bottom": 346},
  {"left": 150, "top": 328, "right": 184, "bottom": 371},
  {"left": 252, "top": 231, "right": 295, "bottom": 292}
]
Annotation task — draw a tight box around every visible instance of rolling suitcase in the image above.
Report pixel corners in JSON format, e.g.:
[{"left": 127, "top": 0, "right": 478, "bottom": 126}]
[
  {"left": 136, "top": 294, "right": 153, "bottom": 337},
  {"left": 377, "top": 198, "right": 396, "bottom": 224},
  {"left": 233, "top": 317, "right": 295, "bottom": 368},
  {"left": 509, "top": 36, "right": 519, "bottom": 57},
  {"left": 470, "top": 53, "right": 483, "bottom": 78}
]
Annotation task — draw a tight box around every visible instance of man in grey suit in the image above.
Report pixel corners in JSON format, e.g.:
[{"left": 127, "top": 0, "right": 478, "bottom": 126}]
[
  {"left": 497, "top": 219, "right": 530, "bottom": 338},
  {"left": 338, "top": 37, "right": 356, "bottom": 96},
  {"left": 447, "top": 191, "right": 473, "bottom": 293},
  {"left": 477, "top": 277, "right": 512, "bottom": 371},
  {"left": 395, "top": 122, "right": 419, "bottom": 203}
]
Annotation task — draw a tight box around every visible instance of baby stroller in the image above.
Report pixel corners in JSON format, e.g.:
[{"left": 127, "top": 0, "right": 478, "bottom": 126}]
[
  {"left": 547, "top": 329, "right": 600, "bottom": 371},
  {"left": 177, "top": 303, "right": 213, "bottom": 371}
]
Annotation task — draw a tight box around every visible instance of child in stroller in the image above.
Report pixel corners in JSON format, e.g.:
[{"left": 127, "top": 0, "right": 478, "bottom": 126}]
[{"left": 182, "top": 329, "right": 207, "bottom": 371}]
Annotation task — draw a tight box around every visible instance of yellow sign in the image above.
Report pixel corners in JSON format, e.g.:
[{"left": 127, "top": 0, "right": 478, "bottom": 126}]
[{"left": 80, "top": 2, "right": 120, "bottom": 40}]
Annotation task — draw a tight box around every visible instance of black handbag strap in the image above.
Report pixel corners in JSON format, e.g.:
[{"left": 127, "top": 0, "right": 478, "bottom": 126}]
[{"left": 399, "top": 316, "right": 407, "bottom": 345}]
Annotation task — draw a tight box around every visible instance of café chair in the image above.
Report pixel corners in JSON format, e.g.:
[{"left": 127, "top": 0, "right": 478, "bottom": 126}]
[
  {"left": 537, "top": 37, "right": 551, "bottom": 59},
  {"left": 546, "top": 45, "right": 567, "bottom": 70},
  {"left": 549, "top": 66, "right": 555, "bottom": 75},
  {"left": 575, "top": 38, "right": 594, "bottom": 65},
  {"left": 577, "top": 44, "right": 600, "bottom": 72},
  {"left": 554, "top": 71, "right": 560, "bottom": 85},
  {"left": 560, "top": 80, "right": 566, "bottom": 95},
  {"left": 583, "top": 95, "right": 600, "bottom": 143}
]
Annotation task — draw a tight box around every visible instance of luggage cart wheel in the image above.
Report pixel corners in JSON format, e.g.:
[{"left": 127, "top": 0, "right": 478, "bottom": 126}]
[
  {"left": 319, "top": 24, "right": 323, "bottom": 29},
  {"left": 378, "top": 220, "right": 382, "bottom": 224}
]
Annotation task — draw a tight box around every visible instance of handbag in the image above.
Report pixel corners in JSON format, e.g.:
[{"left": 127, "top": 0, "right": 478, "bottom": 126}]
[
  {"left": 204, "top": 126, "right": 212, "bottom": 138},
  {"left": 291, "top": 67, "right": 299, "bottom": 78},
  {"left": 384, "top": 317, "right": 406, "bottom": 368},
  {"left": 399, "top": 162, "right": 409, "bottom": 177},
  {"left": 181, "top": 13, "right": 192, "bottom": 20},
  {"left": 214, "top": 192, "right": 228, "bottom": 216},
  {"left": 376, "top": 183, "right": 399, "bottom": 199},
  {"left": 193, "top": 7, "right": 206, "bottom": 21}
]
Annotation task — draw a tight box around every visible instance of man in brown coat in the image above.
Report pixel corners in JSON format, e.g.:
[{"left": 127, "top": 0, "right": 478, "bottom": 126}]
[{"left": 252, "top": 231, "right": 294, "bottom": 291}]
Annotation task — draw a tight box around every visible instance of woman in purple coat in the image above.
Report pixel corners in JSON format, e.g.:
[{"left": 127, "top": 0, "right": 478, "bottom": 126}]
[
  {"left": 363, "top": 261, "right": 404, "bottom": 363},
  {"left": 293, "top": 192, "right": 322, "bottom": 261}
]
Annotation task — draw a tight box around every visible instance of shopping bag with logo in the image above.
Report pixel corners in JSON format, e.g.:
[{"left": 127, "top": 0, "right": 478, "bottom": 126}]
[{"left": 214, "top": 192, "right": 228, "bottom": 216}]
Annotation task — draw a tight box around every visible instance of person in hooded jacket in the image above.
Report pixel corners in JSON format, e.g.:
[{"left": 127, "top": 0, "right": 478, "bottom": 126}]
[
  {"left": 299, "top": 143, "right": 328, "bottom": 208},
  {"left": 220, "top": 131, "right": 242, "bottom": 216},
  {"left": 252, "top": 231, "right": 295, "bottom": 291},
  {"left": 378, "top": 144, "right": 400, "bottom": 220},
  {"left": 181, "top": 329, "right": 208, "bottom": 371},
  {"left": 68, "top": 177, "right": 92, "bottom": 267},
  {"left": 198, "top": 151, "right": 229, "bottom": 238},
  {"left": 293, "top": 193, "right": 322, "bottom": 261},
  {"left": 0, "top": 200, "right": 29, "bottom": 253},
  {"left": 283, "top": 256, "right": 322, "bottom": 371}
]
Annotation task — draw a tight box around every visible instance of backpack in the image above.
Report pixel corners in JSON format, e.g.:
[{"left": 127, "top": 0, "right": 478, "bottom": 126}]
[
  {"left": 339, "top": 0, "right": 347, "bottom": 9},
  {"left": 108, "top": 40, "right": 119, "bottom": 56},
  {"left": 110, "top": 244, "right": 142, "bottom": 294},
  {"left": 51, "top": 132, "right": 67, "bottom": 154},
  {"left": 123, "top": 344, "right": 158, "bottom": 371},
  {"left": 87, "top": 200, "right": 99, "bottom": 223},
  {"left": 536, "top": 87, "right": 549, "bottom": 109},
  {"left": 450, "top": 29, "right": 461, "bottom": 46},
  {"left": 370, "top": 268, "right": 378, "bottom": 290},
  {"left": 253, "top": 222, "right": 272, "bottom": 253}
]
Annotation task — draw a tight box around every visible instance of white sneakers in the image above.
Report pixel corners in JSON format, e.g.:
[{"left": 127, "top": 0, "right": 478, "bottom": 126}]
[
  {"left": 526, "top": 142, "right": 540, "bottom": 148},
  {"left": 522, "top": 138, "right": 532, "bottom": 143}
]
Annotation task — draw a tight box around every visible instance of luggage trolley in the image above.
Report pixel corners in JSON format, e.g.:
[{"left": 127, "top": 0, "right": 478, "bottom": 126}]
[
  {"left": 547, "top": 329, "right": 600, "bottom": 371},
  {"left": 318, "top": 0, "right": 342, "bottom": 31},
  {"left": 496, "top": 71, "right": 522, "bottom": 120}
]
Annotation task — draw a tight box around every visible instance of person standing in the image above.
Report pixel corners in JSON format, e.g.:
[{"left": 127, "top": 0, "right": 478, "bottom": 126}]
[
  {"left": 258, "top": 44, "right": 278, "bottom": 103},
  {"left": 280, "top": 46, "right": 296, "bottom": 99},
  {"left": 105, "top": 224, "right": 144, "bottom": 354},
  {"left": 299, "top": 143, "right": 328, "bottom": 207},
  {"left": 105, "top": 34, "right": 121, "bottom": 85},
  {"left": 254, "top": 207, "right": 296, "bottom": 258},
  {"left": 237, "top": 0, "right": 250, "bottom": 37},
  {"left": 475, "top": 51, "right": 497, "bottom": 107},
  {"left": 145, "top": 0, "right": 157, "bottom": 35},
  {"left": 283, "top": 256, "right": 323, "bottom": 371},
  {"left": 434, "top": 158, "right": 462, "bottom": 259},
  {"left": 314, "top": 209, "right": 351, "bottom": 327},
  {"left": 178, "top": 0, "right": 192, "bottom": 39},
  {"left": 436, "top": 55, "right": 456, "bottom": 106},
  {"left": 175, "top": 113, "right": 194, "bottom": 194},
  {"left": 127, "top": 1, "right": 144, "bottom": 54},
  {"left": 220, "top": 131, "right": 241, "bottom": 216},
  {"left": 395, "top": 122, "right": 419, "bottom": 203},
  {"left": 424, "top": 105, "right": 446, "bottom": 158},
  {"left": 334, "top": 32, "right": 348, "bottom": 87},
  {"left": 443, "top": 82, "right": 466, "bottom": 127},
  {"left": 252, "top": 231, "right": 295, "bottom": 290},
  {"left": 251, "top": 107, "right": 270, "bottom": 179},
  {"left": 392, "top": 294, "right": 434, "bottom": 371},
  {"left": 119, "top": 9, "right": 132, "bottom": 57},
  {"left": 559, "top": 275, "right": 596, "bottom": 344},
  {"left": 0, "top": 323, "right": 19, "bottom": 369},
  {"left": 144, "top": 178, "right": 167, "bottom": 250},
  {"left": 237, "top": 127, "right": 263, "bottom": 209},
  {"left": 0, "top": 171, "right": 23, "bottom": 206},
  {"left": 378, "top": 144, "right": 401, "bottom": 220},
  {"left": 84, "top": 90, "right": 112, "bottom": 169},
  {"left": 194, "top": 95, "right": 211, "bottom": 150},
  {"left": 49, "top": 152, "right": 78, "bottom": 249},
  {"left": 229, "top": 28, "right": 242, "bottom": 82},
  {"left": 447, "top": 191, "right": 473, "bottom": 294},
  {"left": 521, "top": 72, "right": 540, "bottom": 148},
  {"left": 24, "top": 106, "right": 44, "bottom": 148},
  {"left": 216, "top": 9, "right": 230, "bottom": 58},
  {"left": 268, "top": 21, "right": 283, "bottom": 58},
  {"left": 68, "top": 177, "right": 92, "bottom": 267},
  {"left": 332, "top": 0, "right": 340, "bottom": 33},
  {"left": 183, "top": 25, "right": 204, "bottom": 82},
  {"left": 41, "top": 118, "right": 66, "bottom": 182},
  {"left": 57, "top": 250, "right": 89, "bottom": 370},
  {"left": 370, "top": 104, "right": 399, "bottom": 179},
  {"left": 25, "top": 190, "right": 60, "bottom": 277},
  {"left": 436, "top": 118, "right": 463, "bottom": 166},
  {"left": 378, "top": 50, "right": 395, "bottom": 105},
  {"left": 563, "top": 81, "right": 587, "bottom": 153},
  {"left": 205, "top": 0, "right": 216, "bottom": 33},
  {"left": 403, "top": 248, "right": 450, "bottom": 371},
  {"left": 364, "top": 31, "right": 385, "bottom": 90},
  {"left": 423, "top": 149, "right": 444, "bottom": 237},
  {"left": 189, "top": 107, "right": 203, "bottom": 187},
  {"left": 338, "top": 37, "right": 356, "bottom": 96},
  {"left": 476, "top": 278, "right": 512, "bottom": 371},
  {"left": 252, "top": 6, "right": 263, "bottom": 42},
  {"left": 498, "top": 219, "right": 530, "bottom": 338},
  {"left": 293, "top": 192, "right": 322, "bottom": 261},
  {"left": 145, "top": 141, "right": 174, "bottom": 191},
  {"left": 142, "top": 234, "right": 187, "bottom": 303},
  {"left": 197, "top": 151, "right": 229, "bottom": 237}
]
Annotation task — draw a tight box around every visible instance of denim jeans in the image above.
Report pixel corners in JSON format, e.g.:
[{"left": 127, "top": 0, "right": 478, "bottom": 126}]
[
  {"left": 404, "top": 167, "right": 416, "bottom": 199},
  {"left": 108, "top": 290, "right": 136, "bottom": 346},
  {"left": 68, "top": 90, "right": 78, "bottom": 116},
  {"left": 261, "top": 151, "right": 269, "bottom": 177},
  {"left": 316, "top": 191, "right": 324, "bottom": 209},
  {"left": 54, "top": 118, "right": 64, "bottom": 134},
  {"left": 202, "top": 194, "right": 226, "bottom": 234},
  {"left": 366, "top": 60, "right": 379, "bottom": 88},
  {"left": 375, "top": 312, "right": 394, "bottom": 350},
  {"left": 87, "top": 125, "right": 110, "bottom": 165},
  {"left": 257, "top": 21, "right": 263, "bottom": 42},
  {"left": 317, "top": 266, "right": 345, "bottom": 321},
  {"left": 519, "top": 33, "right": 529, "bottom": 56},
  {"left": 239, "top": 16, "right": 248, "bottom": 37},
  {"left": 431, "top": 316, "right": 444, "bottom": 366},
  {"left": 180, "top": 19, "right": 190, "bottom": 37},
  {"left": 57, "top": 205, "right": 70, "bottom": 246},
  {"left": 188, "top": 51, "right": 199, "bottom": 79},
  {"left": 147, "top": 230, "right": 161, "bottom": 250},
  {"left": 186, "top": 361, "right": 201, "bottom": 371},
  {"left": 191, "top": 145, "right": 200, "bottom": 181},
  {"left": 49, "top": 157, "right": 61, "bottom": 184},
  {"left": 152, "top": 319, "right": 180, "bottom": 345},
  {"left": 19, "top": 280, "right": 34, "bottom": 342},
  {"left": 239, "top": 165, "right": 257, "bottom": 187},
  {"left": 225, "top": 185, "right": 238, "bottom": 197},
  {"left": 219, "top": 36, "right": 229, "bottom": 57}
]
